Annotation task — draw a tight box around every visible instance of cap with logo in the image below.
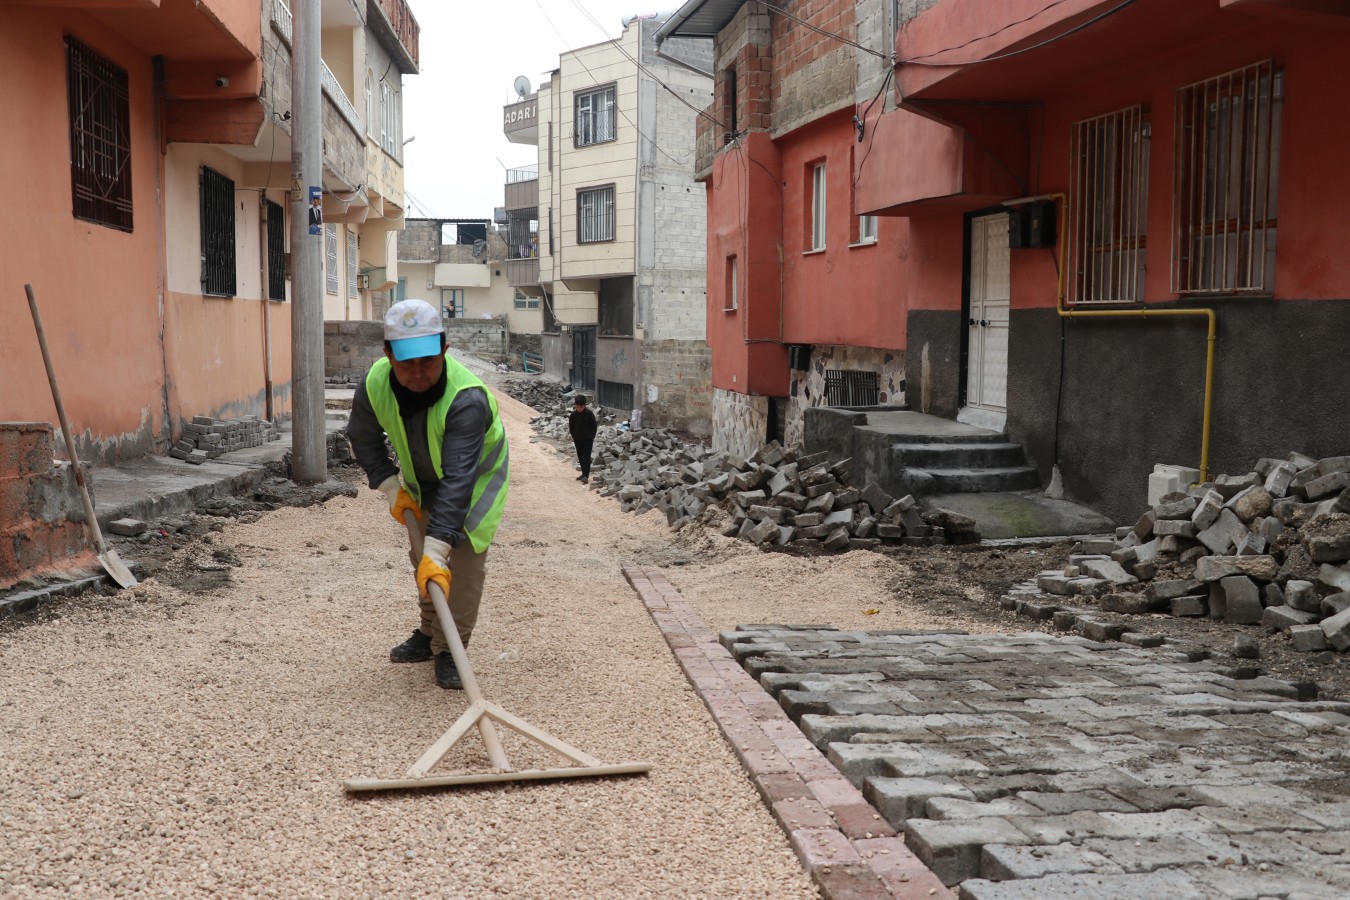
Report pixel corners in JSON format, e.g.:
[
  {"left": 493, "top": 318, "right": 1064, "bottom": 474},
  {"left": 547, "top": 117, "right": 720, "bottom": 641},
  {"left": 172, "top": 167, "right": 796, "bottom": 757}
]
[{"left": 383, "top": 299, "right": 444, "bottom": 361}]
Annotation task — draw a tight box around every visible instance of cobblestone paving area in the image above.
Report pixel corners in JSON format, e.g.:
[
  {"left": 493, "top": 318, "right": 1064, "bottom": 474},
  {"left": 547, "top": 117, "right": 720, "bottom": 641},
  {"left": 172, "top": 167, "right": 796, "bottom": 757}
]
[
  {"left": 726, "top": 626, "right": 1350, "bottom": 899},
  {"left": 624, "top": 567, "right": 955, "bottom": 899}
]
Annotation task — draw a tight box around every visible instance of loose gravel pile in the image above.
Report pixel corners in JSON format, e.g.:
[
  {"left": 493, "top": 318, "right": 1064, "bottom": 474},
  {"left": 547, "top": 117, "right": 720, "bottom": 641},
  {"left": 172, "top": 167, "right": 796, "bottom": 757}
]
[{"left": 0, "top": 391, "right": 816, "bottom": 898}]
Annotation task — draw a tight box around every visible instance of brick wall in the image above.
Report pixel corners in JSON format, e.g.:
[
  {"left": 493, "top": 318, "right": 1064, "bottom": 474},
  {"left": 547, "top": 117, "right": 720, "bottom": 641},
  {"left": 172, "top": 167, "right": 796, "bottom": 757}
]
[
  {"left": 0, "top": 423, "right": 95, "bottom": 591},
  {"left": 641, "top": 340, "right": 713, "bottom": 437},
  {"left": 398, "top": 219, "right": 441, "bottom": 262}
]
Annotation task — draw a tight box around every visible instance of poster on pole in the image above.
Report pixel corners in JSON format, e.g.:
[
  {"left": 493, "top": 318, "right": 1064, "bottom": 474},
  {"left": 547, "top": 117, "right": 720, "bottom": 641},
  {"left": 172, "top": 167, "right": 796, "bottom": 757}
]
[{"left": 307, "top": 186, "right": 323, "bottom": 235}]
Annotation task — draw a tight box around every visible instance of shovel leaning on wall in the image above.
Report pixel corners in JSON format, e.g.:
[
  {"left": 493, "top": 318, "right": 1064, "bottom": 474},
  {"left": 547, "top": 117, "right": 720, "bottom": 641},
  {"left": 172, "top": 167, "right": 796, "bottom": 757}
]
[{"left": 23, "top": 284, "right": 137, "bottom": 589}]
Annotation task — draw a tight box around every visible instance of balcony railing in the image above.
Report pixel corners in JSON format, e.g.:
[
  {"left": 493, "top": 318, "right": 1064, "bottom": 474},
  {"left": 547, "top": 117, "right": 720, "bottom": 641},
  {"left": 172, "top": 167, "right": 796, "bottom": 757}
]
[
  {"left": 271, "top": 0, "right": 364, "bottom": 135},
  {"left": 506, "top": 257, "right": 540, "bottom": 288},
  {"left": 377, "top": 0, "right": 420, "bottom": 70},
  {"left": 507, "top": 164, "right": 539, "bottom": 184}
]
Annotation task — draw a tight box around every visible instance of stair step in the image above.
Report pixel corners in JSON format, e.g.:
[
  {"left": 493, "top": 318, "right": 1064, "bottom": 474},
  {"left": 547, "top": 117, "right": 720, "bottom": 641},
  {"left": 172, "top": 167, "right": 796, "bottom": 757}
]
[
  {"left": 922, "top": 466, "right": 1043, "bottom": 493},
  {"left": 893, "top": 441, "right": 1027, "bottom": 469},
  {"left": 885, "top": 431, "right": 1010, "bottom": 445}
]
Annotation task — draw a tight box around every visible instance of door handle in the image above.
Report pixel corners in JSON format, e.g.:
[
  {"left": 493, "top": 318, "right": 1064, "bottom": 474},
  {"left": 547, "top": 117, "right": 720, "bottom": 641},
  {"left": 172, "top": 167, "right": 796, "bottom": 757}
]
[
  {"left": 980, "top": 319, "right": 989, "bottom": 327},
  {"left": 969, "top": 317, "right": 977, "bottom": 326}
]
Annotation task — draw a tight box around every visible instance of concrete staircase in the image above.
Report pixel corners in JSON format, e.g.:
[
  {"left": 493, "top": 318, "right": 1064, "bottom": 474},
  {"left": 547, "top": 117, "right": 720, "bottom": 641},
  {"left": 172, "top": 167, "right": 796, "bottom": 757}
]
[{"left": 891, "top": 431, "right": 1042, "bottom": 493}]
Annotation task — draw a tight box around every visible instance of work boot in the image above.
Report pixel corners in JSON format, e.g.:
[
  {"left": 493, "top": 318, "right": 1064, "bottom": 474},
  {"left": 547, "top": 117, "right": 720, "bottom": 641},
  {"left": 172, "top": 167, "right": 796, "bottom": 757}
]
[
  {"left": 389, "top": 629, "right": 432, "bottom": 663},
  {"left": 435, "top": 652, "right": 463, "bottom": 690}
]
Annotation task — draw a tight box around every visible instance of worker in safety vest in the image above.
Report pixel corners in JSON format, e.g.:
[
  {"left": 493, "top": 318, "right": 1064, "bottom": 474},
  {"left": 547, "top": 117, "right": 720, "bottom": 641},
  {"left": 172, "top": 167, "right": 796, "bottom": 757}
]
[{"left": 346, "top": 299, "right": 509, "bottom": 690}]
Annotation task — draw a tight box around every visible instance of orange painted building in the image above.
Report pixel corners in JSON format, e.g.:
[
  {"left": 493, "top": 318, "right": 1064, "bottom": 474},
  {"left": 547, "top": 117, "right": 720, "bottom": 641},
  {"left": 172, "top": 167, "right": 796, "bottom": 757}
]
[{"left": 0, "top": 0, "right": 417, "bottom": 469}]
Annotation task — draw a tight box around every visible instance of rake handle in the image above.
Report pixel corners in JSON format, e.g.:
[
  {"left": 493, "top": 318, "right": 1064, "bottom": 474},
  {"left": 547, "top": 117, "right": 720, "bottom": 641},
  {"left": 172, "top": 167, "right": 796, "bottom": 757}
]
[{"left": 403, "top": 510, "right": 509, "bottom": 770}]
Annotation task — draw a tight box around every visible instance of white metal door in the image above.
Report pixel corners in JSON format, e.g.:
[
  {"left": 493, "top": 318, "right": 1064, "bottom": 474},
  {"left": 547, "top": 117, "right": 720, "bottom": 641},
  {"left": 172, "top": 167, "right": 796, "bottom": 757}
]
[{"left": 966, "top": 213, "right": 1010, "bottom": 415}]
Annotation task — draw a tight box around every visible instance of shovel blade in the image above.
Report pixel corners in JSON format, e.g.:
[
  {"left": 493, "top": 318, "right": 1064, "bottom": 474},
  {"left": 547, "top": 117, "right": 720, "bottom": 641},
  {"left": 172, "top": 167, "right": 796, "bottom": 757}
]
[{"left": 98, "top": 547, "right": 138, "bottom": 588}]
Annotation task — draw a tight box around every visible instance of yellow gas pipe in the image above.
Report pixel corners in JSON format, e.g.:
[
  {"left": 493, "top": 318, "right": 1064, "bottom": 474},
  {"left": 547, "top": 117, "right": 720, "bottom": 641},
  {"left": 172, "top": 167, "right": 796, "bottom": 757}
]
[{"left": 1012, "top": 191, "right": 1216, "bottom": 483}]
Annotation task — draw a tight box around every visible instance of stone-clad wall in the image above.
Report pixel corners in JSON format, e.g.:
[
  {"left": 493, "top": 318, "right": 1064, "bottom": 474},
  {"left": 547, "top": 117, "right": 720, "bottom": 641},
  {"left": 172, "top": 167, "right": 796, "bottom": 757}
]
[
  {"left": 786, "top": 344, "right": 906, "bottom": 448},
  {"left": 324, "top": 318, "right": 509, "bottom": 381},
  {"left": 712, "top": 388, "right": 769, "bottom": 459}
]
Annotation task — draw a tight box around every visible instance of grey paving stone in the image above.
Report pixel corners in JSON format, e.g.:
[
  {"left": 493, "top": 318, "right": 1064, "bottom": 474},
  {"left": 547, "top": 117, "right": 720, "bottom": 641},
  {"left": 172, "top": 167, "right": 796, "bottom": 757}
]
[
  {"left": 1016, "top": 790, "right": 1137, "bottom": 815},
  {"left": 980, "top": 842, "right": 1122, "bottom": 881},
  {"left": 863, "top": 776, "right": 975, "bottom": 822},
  {"left": 957, "top": 869, "right": 1210, "bottom": 899},
  {"left": 1080, "top": 835, "right": 1217, "bottom": 872},
  {"left": 1194, "top": 804, "right": 1324, "bottom": 833},
  {"left": 905, "top": 816, "right": 1031, "bottom": 886},
  {"left": 925, "top": 796, "right": 1043, "bottom": 820}
]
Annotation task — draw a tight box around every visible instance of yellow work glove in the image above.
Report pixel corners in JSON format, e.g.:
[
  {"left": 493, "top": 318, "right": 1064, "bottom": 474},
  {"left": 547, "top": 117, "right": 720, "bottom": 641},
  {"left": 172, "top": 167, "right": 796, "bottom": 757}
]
[
  {"left": 416, "top": 536, "right": 453, "bottom": 601},
  {"left": 376, "top": 475, "right": 423, "bottom": 525}
]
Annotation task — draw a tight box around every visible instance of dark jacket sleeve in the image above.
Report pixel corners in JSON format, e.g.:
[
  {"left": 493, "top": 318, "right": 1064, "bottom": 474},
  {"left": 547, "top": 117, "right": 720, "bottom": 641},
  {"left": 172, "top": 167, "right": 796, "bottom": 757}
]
[
  {"left": 426, "top": 387, "right": 491, "bottom": 547},
  {"left": 570, "top": 410, "right": 598, "bottom": 442},
  {"left": 347, "top": 371, "right": 400, "bottom": 489}
]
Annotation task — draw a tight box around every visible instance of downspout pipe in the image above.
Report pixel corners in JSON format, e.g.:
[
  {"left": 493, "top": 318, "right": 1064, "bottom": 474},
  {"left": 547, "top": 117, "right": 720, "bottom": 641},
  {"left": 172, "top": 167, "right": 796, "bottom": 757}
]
[{"left": 1005, "top": 192, "right": 1216, "bottom": 483}]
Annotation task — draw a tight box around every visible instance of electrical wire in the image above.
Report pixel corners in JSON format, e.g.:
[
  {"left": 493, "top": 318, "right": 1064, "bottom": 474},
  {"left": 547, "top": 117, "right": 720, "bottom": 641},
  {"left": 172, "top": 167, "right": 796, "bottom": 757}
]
[
  {"left": 897, "top": 0, "right": 1141, "bottom": 67},
  {"left": 852, "top": 68, "right": 893, "bottom": 190},
  {"left": 753, "top": 0, "right": 885, "bottom": 59}
]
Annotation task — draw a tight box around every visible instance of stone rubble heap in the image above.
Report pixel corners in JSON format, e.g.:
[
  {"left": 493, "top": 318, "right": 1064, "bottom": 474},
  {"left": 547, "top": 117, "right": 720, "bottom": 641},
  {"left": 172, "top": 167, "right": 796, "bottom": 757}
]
[
  {"left": 529, "top": 413, "right": 980, "bottom": 552},
  {"left": 1029, "top": 452, "right": 1350, "bottom": 653},
  {"left": 170, "top": 415, "right": 280, "bottom": 465}
]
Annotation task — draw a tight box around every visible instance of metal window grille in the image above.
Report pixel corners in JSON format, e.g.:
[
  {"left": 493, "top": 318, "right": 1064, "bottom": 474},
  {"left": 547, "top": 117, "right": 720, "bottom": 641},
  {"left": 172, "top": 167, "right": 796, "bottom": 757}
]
[
  {"left": 265, "top": 200, "right": 286, "bottom": 301},
  {"left": 597, "top": 379, "right": 634, "bottom": 412},
  {"left": 199, "top": 167, "right": 236, "bottom": 297},
  {"left": 66, "top": 36, "right": 133, "bottom": 232},
  {"left": 578, "top": 186, "right": 615, "bottom": 243},
  {"left": 325, "top": 225, "right": 338, "bottom": 294},
  {"left": 575, "top": 86, "right": 616, "bottom": 147},
  {"left": 347, "top": 230, "right": 358, "bottom": 296},
  {"left": 1068, "top": 105, "right": 1150, "bottom": 304},
  {"left": 824, "top": 370, "right": 880, "bottom": 407},
  {"left": 1172, "top": 60, "right": 1282, "bottom": 294},
  {"left": 811, "top": 163, "right": 827, "bottom": 250}
]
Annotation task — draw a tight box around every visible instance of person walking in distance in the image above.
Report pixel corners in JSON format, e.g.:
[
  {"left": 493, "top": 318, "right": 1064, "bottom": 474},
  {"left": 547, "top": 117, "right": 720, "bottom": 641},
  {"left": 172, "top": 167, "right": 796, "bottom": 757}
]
[
  {"left": 346, "top": 299, "right": 510, "bottom": 690},
  {"left": 569, "top": 395, "right": 597, "bottom": 483}
]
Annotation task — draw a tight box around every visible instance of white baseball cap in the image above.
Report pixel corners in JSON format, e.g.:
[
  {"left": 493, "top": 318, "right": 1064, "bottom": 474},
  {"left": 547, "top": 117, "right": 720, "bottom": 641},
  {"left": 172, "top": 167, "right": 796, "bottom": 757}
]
[{"left": 383, "top": 299, "right": 444, "bottom": 360}]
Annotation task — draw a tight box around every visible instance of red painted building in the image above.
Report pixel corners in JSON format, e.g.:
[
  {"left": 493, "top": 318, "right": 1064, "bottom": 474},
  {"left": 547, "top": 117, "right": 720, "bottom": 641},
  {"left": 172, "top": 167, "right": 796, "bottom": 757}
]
[{"left": 662, "top": 0, "right": 1350, "bottom": 521}]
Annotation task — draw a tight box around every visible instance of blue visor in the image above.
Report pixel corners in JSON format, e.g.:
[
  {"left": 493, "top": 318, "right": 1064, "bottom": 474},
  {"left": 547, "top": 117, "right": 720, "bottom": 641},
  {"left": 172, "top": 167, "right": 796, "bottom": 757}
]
[{"left": 390, "top": 334, "right": 442, "bottom": 361}]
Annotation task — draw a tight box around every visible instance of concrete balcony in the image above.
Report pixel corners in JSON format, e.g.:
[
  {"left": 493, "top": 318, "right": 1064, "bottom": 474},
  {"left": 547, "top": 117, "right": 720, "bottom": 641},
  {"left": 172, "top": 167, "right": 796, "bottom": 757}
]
[
  {"left": 503, "top": 96, "right": 539, "bottom": 145},
  {"left": 369, "top": 0, "right": 420, "bottom": 74},
  {"left": 506, "top": 257, "right": 540, "bottom": 288}
]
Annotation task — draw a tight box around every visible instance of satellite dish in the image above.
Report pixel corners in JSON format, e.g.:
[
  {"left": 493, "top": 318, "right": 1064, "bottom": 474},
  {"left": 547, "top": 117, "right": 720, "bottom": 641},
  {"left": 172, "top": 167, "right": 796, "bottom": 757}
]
[{"left": 513, "top": 75, "right": 532, "bottom": 99}]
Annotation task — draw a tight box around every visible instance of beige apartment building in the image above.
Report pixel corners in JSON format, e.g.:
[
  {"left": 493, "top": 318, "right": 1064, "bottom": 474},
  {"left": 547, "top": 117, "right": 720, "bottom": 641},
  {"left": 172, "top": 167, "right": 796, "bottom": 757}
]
[
  {"left": 503, "top": 14, "right": 713, "bottom": 434},
  {"left": 397, "top": 220, "right": 544, "bottom": 333}
]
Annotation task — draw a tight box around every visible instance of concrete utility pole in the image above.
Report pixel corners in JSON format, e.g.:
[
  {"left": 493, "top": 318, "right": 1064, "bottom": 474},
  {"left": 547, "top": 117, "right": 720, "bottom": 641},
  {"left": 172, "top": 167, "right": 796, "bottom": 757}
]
[{"left": 289, "top": 0, "right": 327, "bottom": 484}]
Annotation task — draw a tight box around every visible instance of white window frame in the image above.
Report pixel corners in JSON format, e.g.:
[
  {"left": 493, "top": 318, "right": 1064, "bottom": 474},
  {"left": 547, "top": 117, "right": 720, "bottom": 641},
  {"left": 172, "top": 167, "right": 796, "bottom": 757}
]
[
  {"left": 575, "top": 85, "right": 617, "bottom": 147},
  {"left": 1171, "top": 60, "right": 1281, "bottom": 295},
  {"left": 577, "top": 185, "right": 615, "bottom": 243},
  {"left": 810, "top": 162, "right": 827, "bottom": 251},
  {"left": 724, "top": 255, "right": 738, "bottom": 311},
  {"left": 1068, "top": 105, "right": 1150, "bottom": 305},
  {"left": 380, "top": 82, "right": 399, "bottom": 156},
  {"left": 857, "top": 215, "right": 878, "bottom": 245},
  {"left": 365, "top": 70, "right": 375, "bottom": 137},
  {"left": 325, "top": 224, "right": 338, "bottom": 294},
  {"left": 514, "top": 290, "right": 540, "bottom": 310}
]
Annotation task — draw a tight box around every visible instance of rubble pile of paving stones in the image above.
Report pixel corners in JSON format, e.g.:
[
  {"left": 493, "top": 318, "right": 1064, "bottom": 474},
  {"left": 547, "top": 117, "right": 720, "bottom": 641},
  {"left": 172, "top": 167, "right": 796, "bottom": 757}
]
[
  {"left": 500, "top": 379, "right": 588, "bottom": 416},
  {"left": 528, "top": 410, "right": 981, "bottom": 552},
  {"left": 1025, "top": 452, "right": 1350, "bottom": 654},
  {"left": 170, "top": 415, "right": 280, "bottom": 464}
]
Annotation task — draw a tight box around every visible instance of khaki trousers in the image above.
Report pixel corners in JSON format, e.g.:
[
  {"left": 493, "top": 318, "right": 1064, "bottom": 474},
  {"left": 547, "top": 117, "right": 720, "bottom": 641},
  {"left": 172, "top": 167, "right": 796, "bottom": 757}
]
[{"left": 407, "top": 522, "right": 489, "bottom": 655}]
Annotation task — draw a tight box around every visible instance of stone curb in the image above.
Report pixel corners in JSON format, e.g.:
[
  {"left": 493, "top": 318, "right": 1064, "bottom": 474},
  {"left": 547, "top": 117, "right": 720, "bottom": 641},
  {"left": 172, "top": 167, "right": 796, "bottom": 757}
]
[{"left": 623, "top": 566, "right": 954, "bottom": 899}]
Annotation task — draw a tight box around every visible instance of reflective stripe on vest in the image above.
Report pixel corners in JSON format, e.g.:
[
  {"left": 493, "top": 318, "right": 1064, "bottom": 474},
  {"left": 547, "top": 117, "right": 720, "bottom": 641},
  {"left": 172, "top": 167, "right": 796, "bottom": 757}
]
[{"left": 365, "top": 354, "right": 509, "bottom": 553}]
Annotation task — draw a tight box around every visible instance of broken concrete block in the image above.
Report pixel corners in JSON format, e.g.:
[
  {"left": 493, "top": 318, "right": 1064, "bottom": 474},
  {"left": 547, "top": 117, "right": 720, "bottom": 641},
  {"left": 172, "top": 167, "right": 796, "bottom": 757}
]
[
  {"left": 834, "top": 488, "right": 861, "bottom": 508},
  {"left": 803, "top": 481, "right": 839, "bottom": 499},
  {"left": 1154, "top": 519, "right": 1198, "bottom": 539},
  {"left": 735, "top": 490, "right": 768, "bottom": 508},
  {"left": 775, "top": 525, "right": 795, "bottom": 546},
  {"left": 1233, "top": 634, "right": 1261, "bottom": 658},
  {"left": 823, "top": 527, "right": 851, "bottom": 551},
  {"left": 776, "top": 492, "right": 808, "bottom": 512},
  {"left": 1145, "top": 580, "right": 1202, "bottom": 604},
  {"left": 765, "top": 472, "right": 790, "bottom": 496},
  {"left": 876, "top": 524, "right": 905, "bottom": 540},
  {"left": 1226, "top": 485, "right": 1273, "bottom": 523},
  {"left": 1259, "top": 516, "right": 1285, "bottom": 545},
  {"left": 108, "top": 518, "right": 148, "bottom": 537},
  {"left": 1198, "top": 508, "right": 1246, "bottom": 555},
  {"left": 1320, "top": 606, "right": 1350, "bottom": 652},
  {"left": 1306, "top": 471, "right": 1350, "bottom": 502},
  {"left": 746, "top": 518, "right": 779, "bottom": 544},
  {"left": 1264, "top": 461, "right": 1299, "bottom": 498},
  {"left": 1317, "top": 563, "right": 1350, "bottom": 594},
  {"left": 1101, "top": 592, "right": 1150, "bottom": 614},
  {"left": 748, "top": 505, "right": 786, "bottom": 524},
  {"left": 1172, "top": 595, "right": 1207, "bottom": 617},
  {"left": 1264, "top": 582, "right": 1285, "bottom": 609},
  {"left": 1191, "top": 490, "right": 1225, "bottom": 531},
  {"left": 796, "top": 524, "right": 833, "bottom": 540},
  {"left": 1236, "top": 533, "right": 1268, "bottom": 556},
  {"left": 1284, "top": 580, "right": 1320, "bottom": 613},
  {"left": 1179, "top": 546, "right": 1209, "bottom": 564},
  {"left": 1322, "top": 592, "right": 1350, "bottom": 619},
  {"left": 1078, "top": 557, "right": 1137, "bottom": 586},
  {"left": 1291, "top": 624, "right": 1329, "bottom": 652},
  {"left": 793, "top": 512, "right": 824, "bottom": 528},
  {"left": 1154, "top": 497, "right": 1198, "bottom": 520},
  {"left": 1300, "top": 513, "right": 1350, "bottom": 564},
  {"left": 186, "top": 449, "right": 209, "bottom": 465},
  {"left": 923, "top": 508, "right": 977, "bottom": 534},
  {"left": 1214, "top": 473, "right": 1260, "bottom": 500},
  {"left": 1133, "top": 509, "right": 1157, "bottom": 541},
  {"left": 1262, "top": 605, "right": 1319, "bottom": 632},
  {"left": 1195, "top": 555, "right": 1278, "bottom": 582},
  {"left": 882, "top": 495, "right": 916, "bottom": 519},
  {"left": 823, "top": 508, "right": 855, "bottom": 529},
  {"left": 860, "top": 482, "right": 894, "bottom": 514},
  {"left": 805, "top": 492, "right": 835, "bottom": 514},
  {"left": 1220, "top": 576, "right": 1263, "bottom": 625},
  {"left": 855, "top": 517, "right": 876, "bottom": 538}
]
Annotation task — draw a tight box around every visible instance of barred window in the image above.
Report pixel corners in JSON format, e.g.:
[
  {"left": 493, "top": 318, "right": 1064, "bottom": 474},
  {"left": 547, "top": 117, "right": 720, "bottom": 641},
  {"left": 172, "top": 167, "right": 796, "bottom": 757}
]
[
  {"left": 1172, "top": 61, "right": 1281, "bottom": 294},
  {"left": 66, "top": 36, "right": 133, "bottom": 232},
  {"left": 575, "top": 85, "right": 616, "bottom": 147},
  {"left": 1068, "top": 105, "right": 1150, "bottom": 304},
  {"left": 597, "top": 379, "right": 634, "bottom": 412},
  {"left": 265, "top": 199, "right": 286, "bottom": 301},
  {"left": 578, "top": 186, "right": 615, "bottom": 243},
  {"left": 347, "top": 230, "right": 358, "bottom": 296},
  {"left": 200, "top": 167, "right": 236, "bottom": 297},
  {"left": 824, "top": 370, "right": 880, "bottom": 407},
  {"left": 325, "top": 224, "right": 338, "bottom": 294}
]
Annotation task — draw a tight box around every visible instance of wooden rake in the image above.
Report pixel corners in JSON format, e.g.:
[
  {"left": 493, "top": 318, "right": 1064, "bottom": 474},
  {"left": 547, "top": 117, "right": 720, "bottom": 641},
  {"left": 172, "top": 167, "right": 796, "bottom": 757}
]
[{"left": 342, "top": 513, "right": 651, "bottom": 792}]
